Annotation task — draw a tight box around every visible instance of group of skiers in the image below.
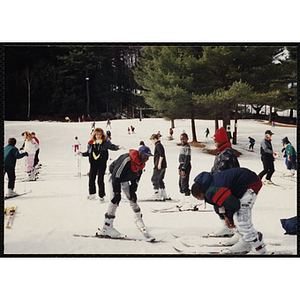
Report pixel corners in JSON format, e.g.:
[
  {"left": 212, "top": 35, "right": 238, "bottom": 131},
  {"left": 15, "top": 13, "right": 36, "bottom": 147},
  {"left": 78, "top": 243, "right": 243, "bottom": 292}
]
[
  {"left": 4, "top": 122, "right": 297, "bottom": 255},
  {"left": 4, "top": 131, "right": 41, "bottom": 197}
]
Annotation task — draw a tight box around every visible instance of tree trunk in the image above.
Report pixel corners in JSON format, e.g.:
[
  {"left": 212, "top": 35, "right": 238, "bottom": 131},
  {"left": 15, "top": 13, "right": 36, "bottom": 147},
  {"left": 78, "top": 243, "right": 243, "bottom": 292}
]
[
  {"left": 214, "top": 115, "right": 219, "bottom": 132},
  {"left": 25, "top": 69, "right": 31, "bottom": 120},
  {"left": 171, "top": 119, "right": 175, "bottom": 129},
  {"left": 191, "top": 109, "right": 197, "bottom": 142},
  {"left": 233, "top": 105, "right": 238, "bottom": 145},
  {"left": 289, "top": 109, "right": 293, "bottom": 118},
  {"left": 269, "top": 106, "right": 272, "bottom": 123},
  {"left": 86, "top": 75, "right": 90, "bottom": 116}
]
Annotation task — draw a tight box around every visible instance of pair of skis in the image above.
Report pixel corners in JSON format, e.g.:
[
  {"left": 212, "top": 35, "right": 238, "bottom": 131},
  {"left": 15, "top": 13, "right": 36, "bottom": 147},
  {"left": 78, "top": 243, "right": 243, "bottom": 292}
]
[
  {"left": 4, "top": 190, "right": 31, "bottom": 200},
  {"left": 73, "top": 228, "right": 165, "bottom": 243},
  {"left": 172, "top": 234, "right": 293, "bottom": 255},
  {"left": 4, "top": 206, "right": 17, "bottom": 228},
  {"left": 150, "top": 205, "right": 213, "bottom": 213}
]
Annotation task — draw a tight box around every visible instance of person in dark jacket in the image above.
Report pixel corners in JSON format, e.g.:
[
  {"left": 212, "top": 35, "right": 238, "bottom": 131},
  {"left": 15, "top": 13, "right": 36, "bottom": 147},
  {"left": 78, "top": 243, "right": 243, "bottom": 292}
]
[
  {"left": 81, "top": 128, "right": 121, "bottom": 201},
  {"left": 209, "top": 127, "right": 240, "bottom": 238},
  {"left": 191, "top": 167, "right": 266, "bottom": 255},
  {"left": 211, "top": 127, "right": 240, "bottom": 174},
  {"left": 248, "top": 137, "right": 255, "bottom": 152},
  {"left": 4, "top": 138, "right": 28, "bottom": 197},
  {"left": 148, "top": 134, "right": 168, "bottom": 200},
  {"left": 258, "top": 130, "right": 276, "bottom": 184},
  {"left": 100, "top": 146, "right": 154, "bottom": 240}
]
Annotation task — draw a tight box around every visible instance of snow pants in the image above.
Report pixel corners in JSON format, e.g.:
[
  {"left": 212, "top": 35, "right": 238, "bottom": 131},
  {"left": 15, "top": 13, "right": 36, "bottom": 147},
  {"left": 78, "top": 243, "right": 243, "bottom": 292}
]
[
  {"left": 26, "top": 154, "right": 35, "bottom": 173},
  {"left": 286, "top": 155, "right": 297, "bottom": 170},
  {"left": 258, "top": 155, "right": 275, "bottom": 180},
  {"left": 151, "top": 168, "right": 166, "bottom": 190},
  {"left": 89, "top": 161, "right": 107, "bottom": 198},
  {"left": 179, "top": 165, "right": 191, "bottom": 196},
  {"left": 5, "top": 166, "right": 15, "bottom": 190},
  {"left": 233, "top": 189, "right": 259, "bottom": 242}
]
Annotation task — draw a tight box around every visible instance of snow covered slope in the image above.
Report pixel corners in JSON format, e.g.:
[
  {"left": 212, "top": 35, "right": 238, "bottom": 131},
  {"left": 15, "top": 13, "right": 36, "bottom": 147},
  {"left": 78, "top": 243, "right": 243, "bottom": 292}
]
[{"left": 3, "top": 118, "right": 297, "bottom": 255}]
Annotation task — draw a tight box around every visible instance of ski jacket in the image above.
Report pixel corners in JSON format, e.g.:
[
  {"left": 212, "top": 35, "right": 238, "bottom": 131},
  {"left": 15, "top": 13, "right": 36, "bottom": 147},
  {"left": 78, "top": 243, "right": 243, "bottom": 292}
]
[
  {"left": 153, "top": 140, "right": 167, "bottom": 169},
  {"left": 4, "top": 144, "right": 28, "bottom": 169},
  {"left": 178, "top": 143, "right": 191, "bottom": 171},
  {"left": 24, "top": 139, "right": 39, "bottom": 155},
  {"left": 249, "top": 138, "right": 255, "bottom": 145},
  {"left": 260, "top": 137, "right": 274, "bottom": 159},
  {"left": 109, "top": 149, "right": 145, "bottom": 201},
  {"left": 285, "top": 144, "right": 297, "bottom": 157},
  {"left": 211, "top": 142, "right": 240, "bottom": 174},
  {"left": 194, "top": 167, "right": 262, "bottom": 220},
  {"left": 82, "top": 139, "right": 119, "bottom": 164}
]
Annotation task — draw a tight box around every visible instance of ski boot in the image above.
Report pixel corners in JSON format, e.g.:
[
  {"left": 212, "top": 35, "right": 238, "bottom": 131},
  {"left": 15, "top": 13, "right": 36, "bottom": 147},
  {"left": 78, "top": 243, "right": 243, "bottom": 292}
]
[
  {"left": 134, "top": 212, "right": 155, "bottom": 241},
  {"left": 208, "top": 219, "right": 234, "bottom": 237}
]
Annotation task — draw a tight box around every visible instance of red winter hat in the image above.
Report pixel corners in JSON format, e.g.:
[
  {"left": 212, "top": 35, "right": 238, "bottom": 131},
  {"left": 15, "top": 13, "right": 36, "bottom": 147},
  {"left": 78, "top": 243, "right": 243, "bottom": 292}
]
[{"left": 213, "top": 127, "right": 228, "bottom": 143}]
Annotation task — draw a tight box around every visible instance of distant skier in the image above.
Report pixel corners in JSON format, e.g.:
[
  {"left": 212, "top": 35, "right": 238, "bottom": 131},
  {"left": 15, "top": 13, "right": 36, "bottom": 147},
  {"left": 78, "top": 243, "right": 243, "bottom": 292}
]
[
  {"left": 131, "top": 125, "right": 135, "bottom": 134},
  {"left": 281, "top": 136, "right": 297, "bottom": 176},
  {"left": 73, "top": 136, "right": 81, "bottom": 154},
  {"left": 205, "top": 128, "right": 210, "bottom": 138},
  {"left": 128, "top": 127, "right": 131, "bottom": 135},
  {"left": 22, "top": 131, "right": 39, "bottom": 181},
  {"left": 81, "top": 128, "right": 121, "bottom": 201},
  {"left": 148, "top": 133, "right": 168, "bottom": 200},
  {"left": 31, "top": 132, "right": 40, "bottom": 167},
  {"left": 4, "top": 138, "right": 28, "bottom": 197},
  {"left": 106, "top": 130, "right": 111, "bottom": 140},
  {"left": 106, "top": 119, "right": 111, "bottom": 128},
  {"left": 248, "top": 136, "right": 255, "bottom": 152},
  {"left": 99, "top": 145, "right": 154, "bottom": 239},
  {"left": 258, "top": 130, "right": 276, "bottom": 185},
  {"left": 191, "top": 167, "right": 266, "bottom": 255}
]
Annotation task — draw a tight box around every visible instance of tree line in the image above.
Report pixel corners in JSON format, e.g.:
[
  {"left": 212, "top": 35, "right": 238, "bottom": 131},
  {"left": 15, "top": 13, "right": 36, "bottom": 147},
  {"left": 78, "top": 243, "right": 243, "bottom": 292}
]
[{"left": 5, "top": 45, "right": 297, "bottom": 142}]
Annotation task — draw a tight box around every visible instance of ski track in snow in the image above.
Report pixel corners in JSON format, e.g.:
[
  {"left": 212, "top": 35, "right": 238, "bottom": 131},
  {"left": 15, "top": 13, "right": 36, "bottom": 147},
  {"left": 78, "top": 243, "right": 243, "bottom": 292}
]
[{"left": 3, "top": 118, "right": 297, "bottom": 255}]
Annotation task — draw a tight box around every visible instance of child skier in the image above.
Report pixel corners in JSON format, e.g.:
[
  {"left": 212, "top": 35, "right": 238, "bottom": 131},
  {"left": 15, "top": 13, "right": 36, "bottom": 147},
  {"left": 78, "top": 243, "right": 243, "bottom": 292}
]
[
  {"left": 248, "top": 136, "right": 255, "bottom": 152},
  {"left": 81, "top": 128, "right": 121, "bottom": 201},
  {"left": 31, "top": 132, "right": 40, "bottom": 167},
  {"left": 191, "top": 167, "right": 266, "bottom": 255},
  {"left": 99, "top": 145, "right": 154, "bottom": 240},
  {"left": 176, "top": 133, "right": 197, "bottom": 209},
  {"left": 281, "top": 137, "right": 297, "bottom": 176},
  {"left": 4, "top": 138, "right": 28, "bottom": 197},
  {"left": 209, "top": 127, "right": 240, "bottom": 237},
  {"left": 22, "top": 131, "right": 39, "bottom": 180},
  {"left": 148, "top": 134, "right": 168, "bottom": 200}
]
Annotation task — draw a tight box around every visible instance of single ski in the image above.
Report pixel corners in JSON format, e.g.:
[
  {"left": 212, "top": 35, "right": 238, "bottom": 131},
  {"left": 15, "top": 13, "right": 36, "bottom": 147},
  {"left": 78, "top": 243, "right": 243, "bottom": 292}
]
[
  {"left": 173, "top": 246, "right": 293, "bottom": 255},
  {"left": 138, "top": 197, "right": 177, "bottom": 202},
  {"left": 6, "top": 206, "right": 17, "bottom": 228},
  {"left": 150, "top": 206, "right": 213, "bottom": 213},
  {"left": 4, "top": 190, "right": 32, "bottom": 200},
  {"left": 262, "top": 181, "right": 291, "bottom": 190}
]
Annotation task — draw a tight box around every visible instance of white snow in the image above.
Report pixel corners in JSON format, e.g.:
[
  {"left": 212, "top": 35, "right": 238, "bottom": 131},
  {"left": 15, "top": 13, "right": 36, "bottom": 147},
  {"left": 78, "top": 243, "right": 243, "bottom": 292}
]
[{"left": 3, "top": 118, "right": 297, "bottom": 256}]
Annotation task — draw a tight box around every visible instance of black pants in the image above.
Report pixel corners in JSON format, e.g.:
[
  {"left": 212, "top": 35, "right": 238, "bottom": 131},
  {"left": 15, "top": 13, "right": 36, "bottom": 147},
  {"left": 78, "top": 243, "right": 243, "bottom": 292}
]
[
  {"left": 5, "top": 166, "right": 15, "bottom": 190},
  {"left": 89, "top": 161, "right": 107, "bottom": 197},
  {"left": 258, "top": 155, "right": 275, "bottom": 180},
  {"left": 179, "top": 165, "right": 191, "bottom": 196},
  {"left": 151, "top": 168, "right": 166, "bottom": 190}
]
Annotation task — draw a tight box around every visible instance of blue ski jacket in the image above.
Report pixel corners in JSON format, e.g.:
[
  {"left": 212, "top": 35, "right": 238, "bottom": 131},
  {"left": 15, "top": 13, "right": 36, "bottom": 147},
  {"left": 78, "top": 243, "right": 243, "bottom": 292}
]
[{"left": 194, "top": 167, "right": 262, "bottom": 220}]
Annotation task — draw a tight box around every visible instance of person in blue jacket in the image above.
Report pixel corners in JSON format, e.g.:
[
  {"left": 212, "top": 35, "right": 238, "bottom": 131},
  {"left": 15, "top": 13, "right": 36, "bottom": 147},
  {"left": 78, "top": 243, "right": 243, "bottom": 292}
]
[
  {"left": 4, "top": 138, "right": 28, "bottom": 197},
  {"left": 191, "top": 167, "right": 267, "bottom": 255}
]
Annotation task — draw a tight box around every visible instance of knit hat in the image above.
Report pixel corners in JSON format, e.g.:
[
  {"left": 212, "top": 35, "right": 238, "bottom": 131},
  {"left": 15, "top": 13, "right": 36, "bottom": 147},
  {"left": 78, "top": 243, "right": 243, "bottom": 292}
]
[
  {"left": 281, "top": 137, "right": 290, "bottom": 144},
  {"left": 213, "top": 127, "right": 228, "bottom": 143}
]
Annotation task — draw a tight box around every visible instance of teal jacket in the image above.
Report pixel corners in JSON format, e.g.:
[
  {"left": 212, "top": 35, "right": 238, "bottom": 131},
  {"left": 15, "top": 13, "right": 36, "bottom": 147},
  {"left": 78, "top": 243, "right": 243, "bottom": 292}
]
[{"left": 4, "top": 144, "right": 28, "bottom": 169}]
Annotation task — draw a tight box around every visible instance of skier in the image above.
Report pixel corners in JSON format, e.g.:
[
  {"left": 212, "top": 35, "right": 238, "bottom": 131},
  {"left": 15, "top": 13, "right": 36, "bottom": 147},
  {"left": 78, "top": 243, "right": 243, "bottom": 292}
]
[
  {"left": 73, "top": 136, "right": 81, "bottom": 154},
  {"left": 209, "top": 127, "right": 240, "bottom": 238},
  {"left": 4, "top": 138, "right": 28, "bottom": 197},
  {"left": 176, "top": 133, "right": 197, "bottom": 209},
  {"left": 106, "top": 118, "right": 111, "bottom": 128},
  {"left": 258, "top": 130, "right": 276, "bottom": 185},
  {"left": 22, "top": 131, "right": 39, "bottom": 181},
  {"left": 248, "top": 136, "right": 255, "bottom": 152},
  {"left": 169, "top": 128, "right": 174, "bottom": 140},
  {"left": 128, "top": 127, "right": 131, "bottom": 135},
  {"left": 148, "top": 133, "right": 168, "bottom": 200},
  {"left": 81, "top": 128, "right": 121, "bottom": 201},
  {"left": 205, "top": 128, "right": 210, "bottom": 138},
  {"left": 191, "top": 167, "right": 266, "bottom": 255},
  {"left": 281, "top": 136, "right": 297, "bottom": 176},
  {"left": 99, "top": 145, "right": 154, "bottom": 239},
  {"left": 106, "top": 130, "right": 112, "bottom": 140},
  {"left": 31, "top": 132, "right": 40, "bottom": 167},
  {"left": 131, "top": 125, "right": 135, "bottom": 134},
  {"left": 157, "top": 131, "right": 162, "bottom": 140}
]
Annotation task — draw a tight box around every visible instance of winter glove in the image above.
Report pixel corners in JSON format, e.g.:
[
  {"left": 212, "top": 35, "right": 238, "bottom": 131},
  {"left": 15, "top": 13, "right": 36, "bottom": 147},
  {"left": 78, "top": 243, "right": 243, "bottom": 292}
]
[{"left": 224, "top": 214, "right": 235, "bottom": 228}]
